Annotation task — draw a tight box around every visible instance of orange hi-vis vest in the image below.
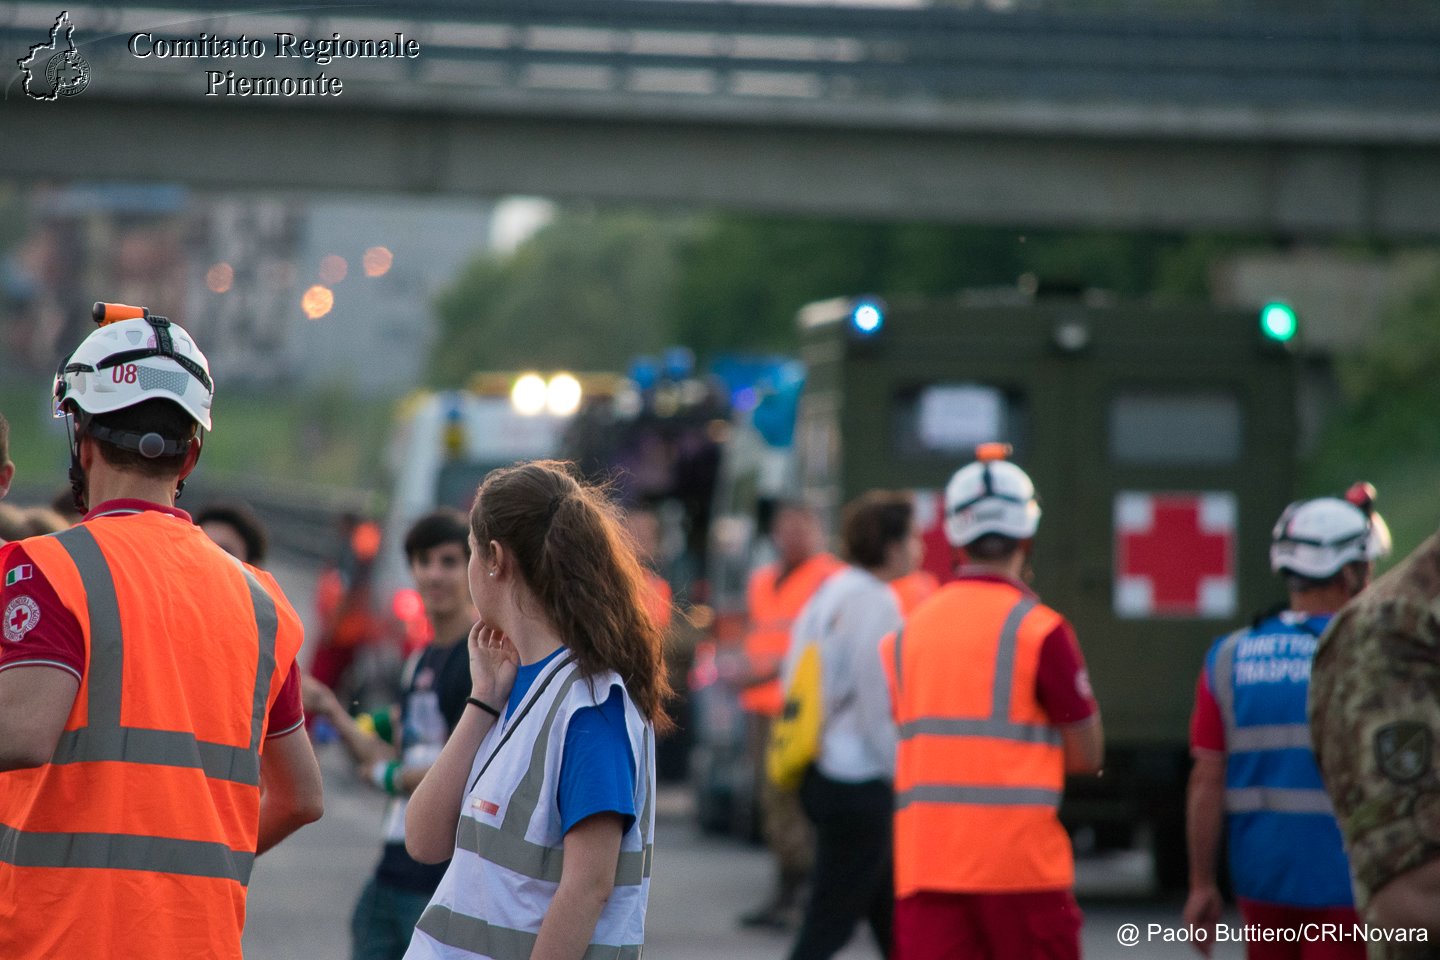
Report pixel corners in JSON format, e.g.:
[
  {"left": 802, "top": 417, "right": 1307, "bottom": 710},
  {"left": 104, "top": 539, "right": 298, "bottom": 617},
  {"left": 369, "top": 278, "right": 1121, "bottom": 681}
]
[
  {"left": 880, "top": 577, "right": 1071, "bottom": 897},
  {"left": 0, "top": 515, "right": 304, "bottom": 960},
  {"left": 740, "top": 553, "right": 841, "bottom": 716},
  {"left": 890, "top": 570, "right": 940, "bottom": 617}
]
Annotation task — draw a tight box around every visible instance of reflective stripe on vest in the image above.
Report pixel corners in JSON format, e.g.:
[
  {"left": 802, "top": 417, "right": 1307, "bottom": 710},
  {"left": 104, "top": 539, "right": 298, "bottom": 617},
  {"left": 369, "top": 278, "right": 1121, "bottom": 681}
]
[
  {"left": 895, "top": 595, "right": 1061, "bottom": 813},
  {"left": 416, "top": 906, "right": 643, "bottom": 960},
  {"left": 0, "top": 525, "right": 271, "bottom": 885},
  {"left": 452, "top": 669, "right": 655, "bottom": 889},
  {"left": 888, "top": 580, "right": 1072, "bottom": 895},
  {"left": 1227, "top": 724, "right": 1315, "bottom": 753},
  {"left": 1212, "top": 628, "right": 1243, "bottom": 743},
  {"left": 416, "top": 657, "right": 652, "bottom": 958},
  {"left": 895, "top": 784, "right": 1062, "bottom": 809},
  {"left": 1211, "top": 624, "right": 1329, "bottom": 816},
  {"left": 1207, "top": 614, "right": 1354, "bottom": 908},
  {"left": 1224, "top": 786, "right": 1335, "bottom": 815},
  {"left": 0, "top": 823, "right": 254, "bottom": 884}
]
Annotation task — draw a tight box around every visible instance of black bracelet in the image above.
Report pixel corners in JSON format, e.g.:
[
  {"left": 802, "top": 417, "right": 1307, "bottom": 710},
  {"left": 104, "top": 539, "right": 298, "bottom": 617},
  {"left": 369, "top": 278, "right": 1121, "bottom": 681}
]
[{"left": 467, "top": 697, "right": 500, "bottom": 719}]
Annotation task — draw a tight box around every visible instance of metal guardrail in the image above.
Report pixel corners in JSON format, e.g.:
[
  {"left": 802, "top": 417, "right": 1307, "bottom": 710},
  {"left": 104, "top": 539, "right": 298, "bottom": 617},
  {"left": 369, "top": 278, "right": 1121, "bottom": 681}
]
[
  {"left": 183, "top": 474, "right": 379, "bottom": 564},
  {"left": 5, "top": 0, "right": 1439, "bottom": 112},
  {"left": 4, "top": 475, "right": 370, "bottom": 563}
]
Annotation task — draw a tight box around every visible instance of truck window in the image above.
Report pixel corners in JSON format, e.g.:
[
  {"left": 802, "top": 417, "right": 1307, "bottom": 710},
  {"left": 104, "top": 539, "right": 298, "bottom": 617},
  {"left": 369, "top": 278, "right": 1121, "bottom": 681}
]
[
  {"left": 892, "top": 383, "right": 1027, "bottom": 457},
  {"left": 1108, "top": 391, "right": 1242, "bottom": 466}
]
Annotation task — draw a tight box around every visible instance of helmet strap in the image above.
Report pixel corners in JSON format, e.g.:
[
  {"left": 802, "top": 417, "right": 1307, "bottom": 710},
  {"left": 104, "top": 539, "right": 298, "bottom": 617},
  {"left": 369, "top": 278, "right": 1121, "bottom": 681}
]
[{"left": 65, "top": 412, "right": 88, "bottom": 515}]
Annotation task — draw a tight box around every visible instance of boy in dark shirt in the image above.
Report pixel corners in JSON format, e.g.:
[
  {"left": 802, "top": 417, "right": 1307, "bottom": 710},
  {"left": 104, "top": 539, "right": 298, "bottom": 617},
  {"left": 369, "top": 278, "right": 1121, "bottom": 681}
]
[{"left": 304, "top": 510, "right": 475, "bottom": 960}]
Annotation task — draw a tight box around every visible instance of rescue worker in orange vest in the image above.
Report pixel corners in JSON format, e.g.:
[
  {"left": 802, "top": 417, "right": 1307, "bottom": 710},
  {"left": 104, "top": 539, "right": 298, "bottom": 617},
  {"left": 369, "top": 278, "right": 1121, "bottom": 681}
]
[
  {"left": 880, "top": 446, "right": 1103, "bottom": 960},
  {"left": 0, "top": 303, "right": 325, "bottom": 960},
  {"left": 890, "top": 569, "right": 939, "bottom": 617},
  {"left": 625, "top": 504, "right": 674, "bottom": 633},
  {"left": 738, "top": 500, "right": 843, "bottom": 929}
]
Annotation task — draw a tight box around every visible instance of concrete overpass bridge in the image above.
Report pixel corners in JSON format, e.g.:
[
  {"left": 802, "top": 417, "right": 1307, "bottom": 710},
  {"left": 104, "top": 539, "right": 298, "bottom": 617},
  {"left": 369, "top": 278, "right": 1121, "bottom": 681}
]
[{"left": 3, "top": 0, "right": 1440, "bottom": 236}]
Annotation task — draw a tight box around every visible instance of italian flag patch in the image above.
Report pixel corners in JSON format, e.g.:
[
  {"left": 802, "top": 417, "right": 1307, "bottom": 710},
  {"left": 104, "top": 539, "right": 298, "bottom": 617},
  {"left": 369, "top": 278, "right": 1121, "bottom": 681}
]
[{"left": 5, "top": 564, "right": 32, "bottom": 587}]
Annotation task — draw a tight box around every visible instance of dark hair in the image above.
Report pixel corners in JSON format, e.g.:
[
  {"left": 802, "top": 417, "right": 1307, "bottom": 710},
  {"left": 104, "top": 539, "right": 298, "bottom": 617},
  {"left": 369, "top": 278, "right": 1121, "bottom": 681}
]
[
  {"left": 0, "top": 411, "right": 10, "bottom": 466},
  {"left": 964, "top": 533, "right": 1023, "bottom": 562},
  {"left": 1284, "top": 561, "right": 1367, "bottom": 596},
  {"left": 841, "top": 490, "right": 915, "bottom": 570},
  {"left": 195, "top": 501, "right": 269, "bottom": 565},
  {"left": 404, "top": 508, "right": 471, "bottom": 564},
  {"left": 82, "top": 399, "right": 197, "bottom": 479},
  {"left": 470, "top": 460, "right": 673, "bottom": 731}
]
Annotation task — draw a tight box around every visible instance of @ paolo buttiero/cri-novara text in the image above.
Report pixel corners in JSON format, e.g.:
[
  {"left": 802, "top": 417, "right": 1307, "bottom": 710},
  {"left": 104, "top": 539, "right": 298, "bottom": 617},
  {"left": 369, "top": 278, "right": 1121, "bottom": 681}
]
[
  {"left": 1115, "top": 923, "right": 1429, "bottom": 949},
  {"left": 126, "top": 32, "right": 420, "bottom": 96}
]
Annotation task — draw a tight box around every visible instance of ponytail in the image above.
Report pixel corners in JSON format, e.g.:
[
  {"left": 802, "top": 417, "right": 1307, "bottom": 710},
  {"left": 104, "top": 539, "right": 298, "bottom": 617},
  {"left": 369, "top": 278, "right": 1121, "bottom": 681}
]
[{"left": 470, "top": 460, "right": 674, "bottom": 732}]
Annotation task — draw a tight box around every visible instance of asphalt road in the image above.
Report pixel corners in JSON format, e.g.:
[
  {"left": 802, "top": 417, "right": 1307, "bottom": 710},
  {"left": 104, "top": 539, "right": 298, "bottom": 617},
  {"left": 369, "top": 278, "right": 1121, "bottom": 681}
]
[
  {"left": 253, "top": 557, "right": 1245, "bottom": 960},
  {"left": 243, "top": 745, "right": 1245, "bottom": 960}
]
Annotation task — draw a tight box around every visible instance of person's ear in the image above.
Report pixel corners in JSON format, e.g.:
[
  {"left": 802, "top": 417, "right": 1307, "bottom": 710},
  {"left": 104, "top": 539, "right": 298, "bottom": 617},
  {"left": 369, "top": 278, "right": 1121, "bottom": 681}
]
[
  {"left": 178, "top": 437, "right": 202, "bottom": 481},
  {"left": 78, "top": 434, "right": 98, "bottom": 472},
  {"left": 0, "top": 460, "right": 12, "bottom": 499}
]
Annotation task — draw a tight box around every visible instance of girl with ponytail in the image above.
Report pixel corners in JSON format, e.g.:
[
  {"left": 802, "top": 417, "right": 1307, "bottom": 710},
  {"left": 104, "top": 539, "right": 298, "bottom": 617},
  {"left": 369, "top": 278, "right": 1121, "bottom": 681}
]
[{"left": 403, "top": 460, "right": 671, "bottom": 960}]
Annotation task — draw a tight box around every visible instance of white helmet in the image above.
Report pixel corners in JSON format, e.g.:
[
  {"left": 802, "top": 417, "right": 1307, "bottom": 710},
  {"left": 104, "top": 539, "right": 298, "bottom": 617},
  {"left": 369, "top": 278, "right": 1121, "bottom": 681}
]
[
  {"left": 54, "top": 304, "right": 214, "bottom": 434},
  {"left": 1269, "top": 496, "right": 1388, "bottom": 579},
  {"left": 943, "top": 444, "right": 1041, "bottom": 547}
]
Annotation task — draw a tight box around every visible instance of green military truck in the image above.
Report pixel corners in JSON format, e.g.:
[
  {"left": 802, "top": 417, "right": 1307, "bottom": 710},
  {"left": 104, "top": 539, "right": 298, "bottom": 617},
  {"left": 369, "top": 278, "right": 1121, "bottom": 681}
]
[{"left": 793, "top": 290, "right": 1302, "bottom": 889}]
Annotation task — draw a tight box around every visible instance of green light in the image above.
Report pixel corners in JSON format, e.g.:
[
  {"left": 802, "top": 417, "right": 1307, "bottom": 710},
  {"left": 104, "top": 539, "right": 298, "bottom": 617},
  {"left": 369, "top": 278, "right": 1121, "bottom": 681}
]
[{"left": 1260, "top": 302, "right": 1298, "bottom": 342}]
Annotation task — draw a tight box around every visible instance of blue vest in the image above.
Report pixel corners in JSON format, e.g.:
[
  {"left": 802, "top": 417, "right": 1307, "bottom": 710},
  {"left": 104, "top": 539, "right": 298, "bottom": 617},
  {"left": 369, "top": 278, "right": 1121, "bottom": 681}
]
[{"left": 1205, "top": 612, "right": 1353, "bottom": 908}]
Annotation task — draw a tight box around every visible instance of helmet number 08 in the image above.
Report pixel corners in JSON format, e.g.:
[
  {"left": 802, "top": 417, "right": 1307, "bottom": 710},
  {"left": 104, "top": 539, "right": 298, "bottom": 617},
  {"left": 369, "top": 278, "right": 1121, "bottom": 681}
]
[{"left": 111, "top": 364, "right": 138, "bottom": 384}]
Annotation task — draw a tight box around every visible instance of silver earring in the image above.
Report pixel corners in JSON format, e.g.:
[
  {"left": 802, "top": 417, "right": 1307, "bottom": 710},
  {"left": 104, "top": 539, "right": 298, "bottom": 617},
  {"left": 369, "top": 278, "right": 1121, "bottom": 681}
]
[{"left": 488, "top": 570, "right": 496, "bottom": 578}]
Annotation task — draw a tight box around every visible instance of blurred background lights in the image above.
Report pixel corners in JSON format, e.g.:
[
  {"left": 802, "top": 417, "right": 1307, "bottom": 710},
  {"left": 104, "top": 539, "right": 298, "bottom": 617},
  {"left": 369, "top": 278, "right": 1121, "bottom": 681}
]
[
  {"left": 391, "top": 587, "right": 424, "bottom": 623},
  {"left": 546, "top": 373, "right": 583, "bottom": 416},
  {"left": 205, "top": 262, "right": 234, "bottom": 294},
  {"left": 363, "top": 246, "right": 394, "bottom": 277},
  {"left": 301, "top": 285, "right": 334, "bottom": 319},
  {"left": 511, "top": 373, "right": 548, "bottom": 415},
  {"left": 1260, "top": 301, "right": 1298, "bottom": 342},
  {"left": 318, "top": 254, "right": 348, "bottom": 285},
  {"left": 851, "top": 299, "right": 884, "bottom": 335}
]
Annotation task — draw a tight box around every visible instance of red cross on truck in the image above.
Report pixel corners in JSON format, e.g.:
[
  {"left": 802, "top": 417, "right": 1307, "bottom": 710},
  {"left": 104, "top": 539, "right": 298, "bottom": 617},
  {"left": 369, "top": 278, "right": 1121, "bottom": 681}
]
[
  {"left": 790, "top": 292, "right": 1301, "bottom": 893},
  {"left": 1115, "top": 492, "right": 1237, "bottom": 618}
]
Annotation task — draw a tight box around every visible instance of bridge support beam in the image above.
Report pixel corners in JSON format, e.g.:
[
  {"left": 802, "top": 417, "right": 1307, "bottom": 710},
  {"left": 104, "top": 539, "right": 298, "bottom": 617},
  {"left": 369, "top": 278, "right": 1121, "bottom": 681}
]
[{"left": 5, "top": 99, "right": 1439, "bottom": 237}]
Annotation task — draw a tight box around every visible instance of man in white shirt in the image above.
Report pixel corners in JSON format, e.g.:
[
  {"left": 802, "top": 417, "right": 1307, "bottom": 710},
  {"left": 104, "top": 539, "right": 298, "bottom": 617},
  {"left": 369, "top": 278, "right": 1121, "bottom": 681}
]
[{"left": 781, "top": 490, "right": 924, "bottom": 960}]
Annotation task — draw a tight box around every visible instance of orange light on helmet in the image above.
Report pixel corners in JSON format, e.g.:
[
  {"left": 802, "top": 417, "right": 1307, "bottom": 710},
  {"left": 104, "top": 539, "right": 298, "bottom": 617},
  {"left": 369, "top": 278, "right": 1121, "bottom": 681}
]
[
  {"left": 1344, "top": 481, "right": 1378, "bottom": 514},
  {"left": 92, "top": 302, "right": 148, "bottom": 326},
  {"left": 976, "top": 442, "right": 1013, "bottom": 462}
]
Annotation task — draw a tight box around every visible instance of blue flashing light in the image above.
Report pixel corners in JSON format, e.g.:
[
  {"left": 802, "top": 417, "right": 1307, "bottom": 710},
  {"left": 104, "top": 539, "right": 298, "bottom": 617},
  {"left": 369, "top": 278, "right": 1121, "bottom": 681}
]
[
  {"left": 850, "top": 299, "right": 884, "bottom": 336},
  {"left": 628, "top": 356, "right": 660, "bottom": 391},
  {"left": 1260, "top": 302, "right": 1298, "bottom": 343},
  {"left": 662, "top": 346, "right": 696, "bottom": 381}
]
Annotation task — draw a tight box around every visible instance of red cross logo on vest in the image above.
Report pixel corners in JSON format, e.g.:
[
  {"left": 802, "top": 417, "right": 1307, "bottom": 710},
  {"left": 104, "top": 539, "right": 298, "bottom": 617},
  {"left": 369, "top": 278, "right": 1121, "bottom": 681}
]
[
  {"left": 4, "top": 595, "right": 42, "bottom": 643},
  {"left": 1114, "top": 492, "right": 1236, "bottom": 618}
]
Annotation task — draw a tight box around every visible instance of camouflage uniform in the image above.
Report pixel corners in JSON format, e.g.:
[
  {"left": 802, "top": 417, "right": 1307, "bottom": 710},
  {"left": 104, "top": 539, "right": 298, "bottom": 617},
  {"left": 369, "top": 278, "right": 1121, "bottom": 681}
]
[{"left": 1310, "top": 530, "right": 1440, "bottom": 960}]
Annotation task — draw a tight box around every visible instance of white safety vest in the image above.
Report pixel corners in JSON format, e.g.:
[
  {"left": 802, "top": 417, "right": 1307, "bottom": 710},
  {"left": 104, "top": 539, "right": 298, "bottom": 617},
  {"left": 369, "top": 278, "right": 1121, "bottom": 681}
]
[{"left": 405, "top": 652, "right": 655, "bottom": 960}]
